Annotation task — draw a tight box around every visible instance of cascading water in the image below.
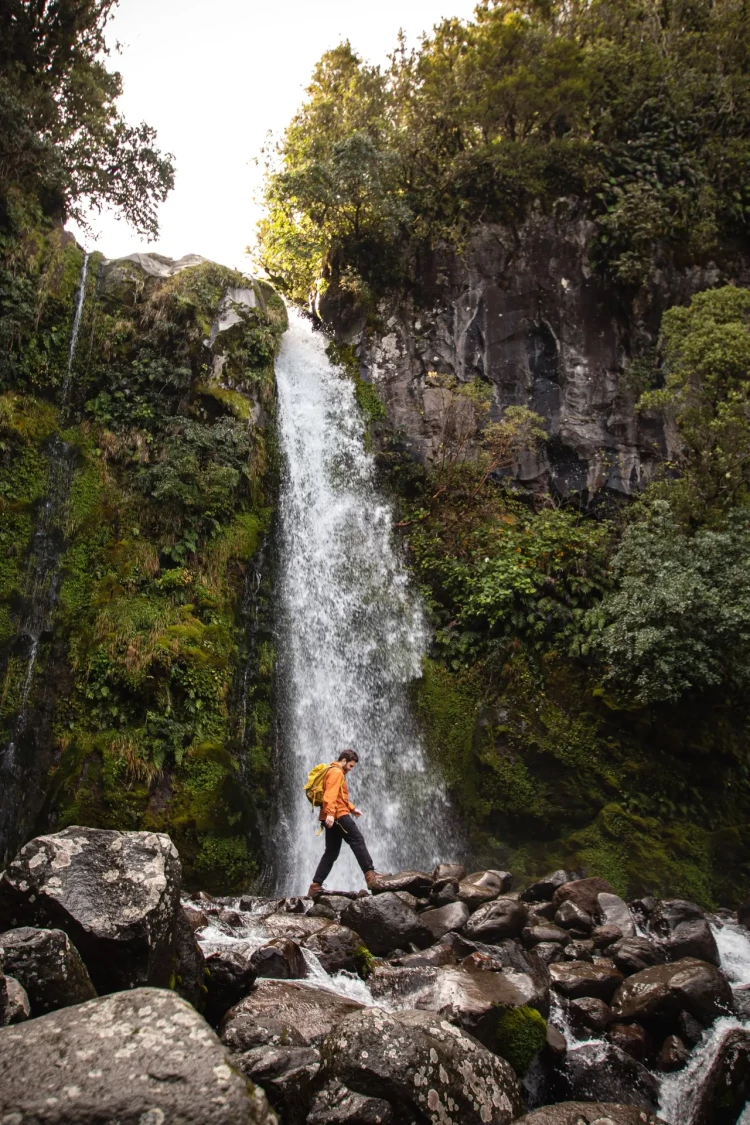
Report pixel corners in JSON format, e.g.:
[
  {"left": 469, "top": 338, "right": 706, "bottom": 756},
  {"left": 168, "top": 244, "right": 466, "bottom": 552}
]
[
  {"left": 273, "top": 310, "right": 460, "bottom": 894},
  {"left": 0, "top": 250, "right": 89, "bottom": 862}
]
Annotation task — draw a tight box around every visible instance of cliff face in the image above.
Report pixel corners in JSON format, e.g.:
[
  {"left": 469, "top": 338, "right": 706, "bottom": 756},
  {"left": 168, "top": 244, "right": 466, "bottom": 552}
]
[
  {"left": 0, "top": 235, "right": 285, "bottom": 887},
  {"left": 320, "top": 204, "right": 737, "bottom": 503}
]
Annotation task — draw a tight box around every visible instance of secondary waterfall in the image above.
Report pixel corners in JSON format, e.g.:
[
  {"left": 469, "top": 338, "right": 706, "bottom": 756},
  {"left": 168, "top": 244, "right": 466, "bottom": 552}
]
[{"left": 273, "top": 310, "right": 458, "bottom": 894}]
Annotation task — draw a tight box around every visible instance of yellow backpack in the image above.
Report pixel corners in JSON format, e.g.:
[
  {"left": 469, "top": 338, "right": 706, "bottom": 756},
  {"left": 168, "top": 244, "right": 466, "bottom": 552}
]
[{"left": 304, "top": 762, "right": 331, "bottom": 808}]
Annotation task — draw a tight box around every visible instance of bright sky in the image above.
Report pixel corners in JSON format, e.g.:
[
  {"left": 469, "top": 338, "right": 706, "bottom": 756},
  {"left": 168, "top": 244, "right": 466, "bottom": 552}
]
[{"left": 69, "top": 0, "right": 478, "bottom": 271}]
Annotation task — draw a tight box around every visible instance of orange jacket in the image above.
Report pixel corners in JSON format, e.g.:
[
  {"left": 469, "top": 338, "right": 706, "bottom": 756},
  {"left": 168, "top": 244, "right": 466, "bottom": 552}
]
[{"left": 320, "top": 762, "right": 355, "bottom": 821}]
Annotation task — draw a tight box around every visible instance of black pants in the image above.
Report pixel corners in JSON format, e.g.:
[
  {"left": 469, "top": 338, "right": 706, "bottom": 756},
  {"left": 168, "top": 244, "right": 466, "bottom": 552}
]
[{"left": 313, "top": 814, "right": 374, "bottom": 885}]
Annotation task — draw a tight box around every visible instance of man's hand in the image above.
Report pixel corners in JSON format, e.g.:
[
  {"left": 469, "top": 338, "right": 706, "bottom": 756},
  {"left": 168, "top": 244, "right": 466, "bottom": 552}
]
[
  {"left": 325, "top": 815, "right": 335, "bottom": 829},
  {"left": 352, "top": 808, "right": 363, "bottom": 818}
]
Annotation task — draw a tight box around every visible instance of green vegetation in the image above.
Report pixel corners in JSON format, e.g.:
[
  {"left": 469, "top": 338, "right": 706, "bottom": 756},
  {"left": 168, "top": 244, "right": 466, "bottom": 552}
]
[
  {"left": 259, "top": 0, "right": 750, "bottom": 304},
  {"left": 493, "top": 1006, "right": 547, "bottom": 1077}
]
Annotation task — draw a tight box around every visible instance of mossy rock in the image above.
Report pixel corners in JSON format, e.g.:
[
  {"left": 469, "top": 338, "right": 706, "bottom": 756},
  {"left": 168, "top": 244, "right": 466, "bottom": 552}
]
[{"left": 491, "top": 1005, "right": 547, "bottom": 1077}]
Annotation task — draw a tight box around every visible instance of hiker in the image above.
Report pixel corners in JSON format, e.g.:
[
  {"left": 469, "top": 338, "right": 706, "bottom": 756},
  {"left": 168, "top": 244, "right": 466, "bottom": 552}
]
[{"left": 307, "top": 749, "right": 387, "bottom": 896}]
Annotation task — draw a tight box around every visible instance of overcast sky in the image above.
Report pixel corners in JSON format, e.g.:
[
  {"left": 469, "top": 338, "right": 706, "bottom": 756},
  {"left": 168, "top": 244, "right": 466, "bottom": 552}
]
[{"left": 69, "top": 0, "right": 478, "bottom": 270}]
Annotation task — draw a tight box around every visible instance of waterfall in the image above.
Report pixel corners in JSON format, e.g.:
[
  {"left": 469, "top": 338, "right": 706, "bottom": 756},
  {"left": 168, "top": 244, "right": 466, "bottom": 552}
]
[
  {"left": 273, "top": 310, "right": 459, "bottom": 894},
  {"left": 0, "top": 250, "right": 88, "bottom": 863}
]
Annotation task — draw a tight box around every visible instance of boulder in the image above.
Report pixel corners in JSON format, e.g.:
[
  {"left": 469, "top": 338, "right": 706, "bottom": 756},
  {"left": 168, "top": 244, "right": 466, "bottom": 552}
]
[
  {"left": 429, "top": 879, "right": 460, "bottom": 907},
  {"left": 528, "top": 901, "right": 557, "bottom": 922},
  {"left": 283, "top": 896, "right": 313, "bottom": 914},
  {"left": 204, "top": 946, "right": 257, "bottom": 1025},
  {"left": 549, "top": 960, "right": 624, "bottom": 1001},
  {"left": 520, "top": 871, "right": 571, "bottom": 903},
  {"left": 568, "top": 996, "right": 615, "bottom": 1033},
  {"left": 0, "top": 827, "right": 181, "bottom": 994},
  {"left": 0, "top": 926, "right": 96, "bottom": 1014},
  {"left": 304, "top": 922, "right": 363, "bottom": 973},
  {"left": 648, "top": 899, "right": 720, "bottom": 966},
  {"left": 307, "top": 1080, "right": 393, "bottom": 1125},
  {"left": 562, "top": 1041, "right": 660, "bottom": 1111},
  {"left": 611, "top": 957, "right": 733, "bottom": 1026},
  {"left": 522, "top": 923, "right": 571, "bottom": 948},
  {"left": 239, "top": 896, "right": 284, "bottom": 915},
  {"left": 457, "top": 881, "right": 501, "bottom": 910},
  {"left": 368, "top": 965, "right": 439, "bottom": 1008},
  {"left": 264, "top": 913, "right": 331, "bottom": 942},
  {"left": 433, "top": 863, "right": 466, "bottom": 882},
  {"left": 221, "top": 979, "right": 364, "bottom": 1050},
  {"left": 174, "top": 906, "right": 206, "bottom": 1009},
  {"left": 1, "top": 975, "right": 30, "bottom": 1024},
  {"left": 552, "top": 877, "right": 616, "bottom": 917},
  {"left": 465, "top": 870, "right": 513, "bottom": 894},
  {"left": 597, "top": 893, "right": 636, "bottom": 939},
  {"left": 232, "top": 1043, "right": 320, "bottom": 1123},
  {"left": 690, "top": 1027, "right": 750, "bottom": 1125},
  {"left": 416, "top": 963, "right": 550, "bottom": 1042},
  {"left": 369, "top": 871, "right": 433, "bottom": 897},
  {"left": 464, "top": 897, "right": 527, "bottom": 941},
  {"left": 562, "top": 940, "right": 595, "bottom": 962},
  {"left": 0, "top": 987, "right": 275, "bottom": 1124},
  {"left": 393, "top": 937, "right": 460, "bottom": 968},
  {"left": 608, "top": 1021, "right": 647, "bottom": 1061},
  {"left": 515, "top": 1104, "right": 665, "bottom": 1124},
  {"left": 534, "top": 942, "right": 568, "bottom": 965},
  {"left": 341, "top": 893, "right": 431, "bottom": 955},
  {"left": 251, "top": 938, "right": 307, "bottom": 979},
  {"left": 321, "top": 1006, "right": 523, "bottom": 1124},
  {"left": 183, "top": 903, "right": 210, "bottom": 932},
  {"left": 419, "top": 902, "right": 470, "bottom": 941},
  {"left": 554, "top": 900, "right": 592, "bottom": 931},
  {"left": 592, "top": 924, "right": 623, "bottom": 948},
  {"left": 656, "top": 1033, "right": 690, "bottom": 1071},
  {"left": 608, "top": 935, "right": 666, "bottom": 976}
]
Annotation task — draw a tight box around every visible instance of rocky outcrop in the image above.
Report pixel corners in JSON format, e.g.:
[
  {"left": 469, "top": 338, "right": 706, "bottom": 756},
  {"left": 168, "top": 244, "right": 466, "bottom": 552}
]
[
  {"left": 0, "top": 927, "right": 96, "bottom": 1014},
  {"left": 0, "top": 987, "right": 276, "bottom": 1124},
  {"left": 611, "top": 957, "right": 733, "bottom": 1027},
  {"left": 340, "top": 892, "right": 432, "bottom": 955},
  {"left": 0, "top": 827, "right": 182, "bottom": 994}
]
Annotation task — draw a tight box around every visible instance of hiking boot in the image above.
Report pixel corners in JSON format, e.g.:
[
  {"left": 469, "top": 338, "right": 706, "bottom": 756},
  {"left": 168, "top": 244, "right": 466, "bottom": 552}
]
[
  {"left": 365, "top": 870, "right": 389, "bottom": 891},
  {"left": 307, "top": 882, "right": 324, "bottom": 898}
]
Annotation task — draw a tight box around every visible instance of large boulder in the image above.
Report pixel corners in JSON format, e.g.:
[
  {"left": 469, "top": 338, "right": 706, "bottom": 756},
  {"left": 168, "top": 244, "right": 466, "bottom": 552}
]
[
  {"left": 321, "top": 1006, "right": 523, "bottom": 1124},
  {"left": 415, "top": 963, "right": 550, "bottom": 1044},
  {"left": 549, "top": 960, "right": 624, "bottom": 1001},
  {"left": 562, "top": 1041, "right": 660, "bottom": 1112},
  {"left": 515, "top": 1105, "right": 665, "bottom": 1124},
  {"left": 457, "top": 881, "right": 501, "bottom": 910},
  {"left": 689, "top": 1027, "right": 750, "bottom": 1125},
  {"left": 552, "top": 878, "right": 616, "bottom": 917},
  {"left": 304, "top": 922, "right": 363, "bottom": 973},
  {"left": 419, "top": 902, "right": 470, "bottom": 941},
  {"left": 307, "top": 1080, "right": 393, "bottom": 1125},
  {"left": 608, "top": 936, "right": 666, "bottom": 976},
  {"left": 611, "top": 957, "right": 733, "bottom": 1026},
  {"left": 464, "top": 870, "right": 513, "bottom": 894},
  {"left": 251, "top": 938, "right": 307, "bottom": 980},
  {"left": 221, "top": 979, "right": 364, "bottom": 1050},
  {"left": 0, "top": 828, "right": 181, "bottom": 994},
  {"left": 0, "top": 987, "right": 276, "bottom": 1124},
  {"left": 341, "top": 893, "right": 431, "bottom": 955},
  {"left": 232, "top": 1043, "right": 320, "bottom": 1124},
  {"left": 0, "top": 926, "right": 96, "bottom": 1014},
  {"left": 464, "top": 897, "right": 527, "bottom": 941},
  {"left": 264, "top": 914, "right": 331, "bottom": 942},
  {"left": 370, "top": 871, "right": 433, "bottom": 897},
  {"left": 597, "top": 893, "right": 636, "bottom": 939},
  {"left": 173, "top": 906, "right": 206, "bottom": 1009},
  {"left": 649, "top": 899, "right": 720, "bottom": 965},
  {"left": 204, "top": 946, "right": 257, "bottom": 1025}
]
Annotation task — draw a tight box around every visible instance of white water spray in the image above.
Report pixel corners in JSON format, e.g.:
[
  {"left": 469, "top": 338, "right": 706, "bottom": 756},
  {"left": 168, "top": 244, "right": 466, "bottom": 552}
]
[
  {"left": 62, "top": 251, "right": 89, "bottom": 406},
  {"left": 273, "top": 310, "right": 458, "bottom": 894}
]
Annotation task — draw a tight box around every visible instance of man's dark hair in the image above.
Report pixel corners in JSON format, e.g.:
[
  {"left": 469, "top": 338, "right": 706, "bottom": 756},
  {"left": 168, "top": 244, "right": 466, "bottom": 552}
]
[{"left": 338, "top": 749, "right": 359, "bottom": 763}]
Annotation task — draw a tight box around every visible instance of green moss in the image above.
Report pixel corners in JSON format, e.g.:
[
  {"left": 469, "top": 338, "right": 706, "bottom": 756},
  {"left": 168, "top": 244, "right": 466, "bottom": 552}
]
[
  {"left": 492, "top": 1006, "right": 547, "bottom": 1077},
  {"left": 353, "top": 944, "right": 376, "bottom": 979}
]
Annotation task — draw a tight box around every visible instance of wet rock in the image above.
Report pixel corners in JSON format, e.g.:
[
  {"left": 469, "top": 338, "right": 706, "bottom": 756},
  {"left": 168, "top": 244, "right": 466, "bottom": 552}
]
[
  {"left": 218, "top": 908, "right": 245, "bottom": 927},
  {"left": 608, "top": 1021, "right": 647, "bottom": 1061},
  {"left": 392, "top": 934, "right": 460, "bottom": 968},
  {"left": 649, "top": 899, "right": 720, "bottom": 966},
  {"left": 597, "top": 893, "right": 636, "bottom": 939},
  {"left": 419, "top": 962, "right": 550, "bottom": 1033},
  {"left": 307, "top": 1079, "right": 393, "bottom": 1125},
  {"left": 368, "top": 965, "right": 439, "bottom": 1007},
  {"left": 341, "top": 892, "right": 431, "bottom": 955},
  {"left": 534, "top": 941, "right": 569, "bottom": 965},
  {"left": 563, "top": 940, "right": 595, "bottom": 962},
  {"left": 284, "top": 896, "right": 313, "bottom": 914},
  {"left": 419, "top": 901, "right": 470, "bottom": 941},
  {"left": 304, "top": 922, "right": 363, "bottom": 973},
  {"left": 733, "top": 985, "right": 750, "bottom": 1020},
  {"left": 465, "top": 870, "right": 513, "bottom": 894},
  {"left": 568, "top": 996, "right": 614, "bottom": 1033},
  {"left": 457, "top": 880, "right": 500, "bottom": 910},
  {"left": 433, "top": 863, "right": 466, "bottom": 882},
  {"left": 690, "top": 1026, "right": 750, "bottom": 1125},
  {"left": 0, "top": 827, "right": 181, "bottom": 994},
  {"left": 429, "top": 879, "right": 460, "bottom": 907},
  {"left": 555, "top": 900, "right": 592, "bottom": 931},
  {"left": 656, "top": 1033, "right": 690, "bottom": 1071},
  {"left": 464, "top": 897, "right": 527, "bottom": 941},
  {"left": 1, "top": 975, "right": 30, "bottom": 1024},
  {"left": 239, "top": 896, "right": 284, "bottom": 915},
  {"left": 611, "top": 957, "right": 732, "bottom": 1026},
  {"left": 738, "top": 896, "right": 750, "bottom": 929},
  {"left": 251, "top": 938, "right": 307, "bottom": 979},
  {"left": 183, "top": 903, "right": 210, "bottom": 932},
  {"left": 221, "top": 978, "right": 364, "bottom": 1049},
  {"left": 677, "top": 1008, "right": 705, "bottom": 1046},
  {"left": 0, "top": 986, "right": 275, "bottom": 1124},
  {"left": 520, "top": 871, "right": 571, "bottom": 903},
  {"left": 265, "top": 913, "right": 332, "bottom": 942},
  {"left": 515, "top": 1104, "right": 665, "bottom": 1124},
  {"left": 562, "top": 1041, "right": 660, "bottom": 1111},
  {"left": 549, "top": 960, "right": 624, "bottom": 1001},
  {"left": 204, "top": 946, "right": 257, "bottom": 1025},
  {"left": 522, "top": 923, "right": 571, "bottom": 948},
  {"left": 233, "top": 1044, "right": 320, "bottom": 1123},
  {"left": 369, "top": 871, "right": 433, "bottom": 897},
  {"left": 528, "top": 901, "right": 558, "bottom": 923},
  {"left": 174, "top": 906, "right": 206, "bottom": 1009},
  {"left": 321, "top": 1006, "right": 523, "bottom": 1124},
  {"left": 609, "top": 935, "right": 666, "bottom": 976},
  {"left": 0, "top": 926, "right": 96, "bottom": 1014},
  {"left": 592, "top": 923, "right": 624, "bottom": 948},
  {"left": 552, "top": 877, "right": 616, "bottom": 918},
  {"left": 394, "top": 890, "right": 421, "bottom": 911}
]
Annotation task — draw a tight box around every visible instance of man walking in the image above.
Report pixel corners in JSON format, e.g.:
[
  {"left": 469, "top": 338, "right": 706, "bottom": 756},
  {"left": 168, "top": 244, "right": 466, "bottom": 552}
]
[{"left": 307, "top": 750, "right": 386, "bottom": 896}]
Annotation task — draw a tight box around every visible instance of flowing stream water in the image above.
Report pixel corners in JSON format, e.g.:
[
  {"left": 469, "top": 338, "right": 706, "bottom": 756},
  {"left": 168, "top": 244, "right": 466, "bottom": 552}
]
[{"left": 273, "top": 310, "right": 459, "bottom": 894}]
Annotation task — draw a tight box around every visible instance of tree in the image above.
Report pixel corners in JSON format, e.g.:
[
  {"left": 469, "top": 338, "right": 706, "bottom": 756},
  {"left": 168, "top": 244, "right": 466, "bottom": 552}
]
[{"left": 0, "top": 0, "right": 174, "bottom": 236}]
